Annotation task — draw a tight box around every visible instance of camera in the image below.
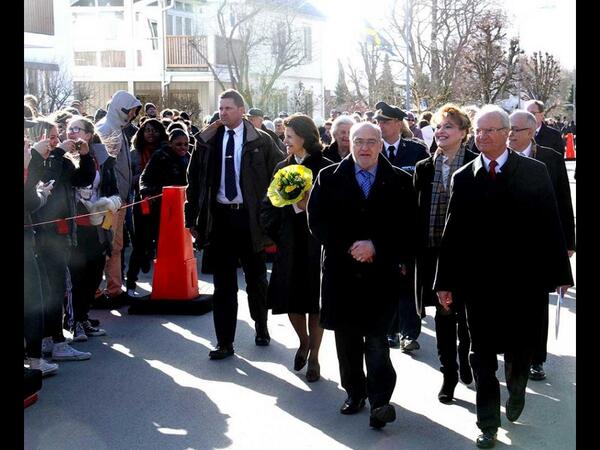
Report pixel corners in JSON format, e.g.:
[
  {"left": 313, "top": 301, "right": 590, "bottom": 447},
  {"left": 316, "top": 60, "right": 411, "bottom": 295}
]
[{"left": 75, "top": 141, "right": 82, "bottom": 151}]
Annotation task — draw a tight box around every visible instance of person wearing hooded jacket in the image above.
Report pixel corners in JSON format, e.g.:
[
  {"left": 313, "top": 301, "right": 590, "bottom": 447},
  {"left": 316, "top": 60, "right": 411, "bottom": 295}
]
[{"left": 95, "top": 91, "right": 142, "bottom": 302}]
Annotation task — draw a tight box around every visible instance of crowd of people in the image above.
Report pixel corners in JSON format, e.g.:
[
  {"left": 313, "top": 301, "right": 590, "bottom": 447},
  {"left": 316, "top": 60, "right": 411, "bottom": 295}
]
[{"left": 24, "top": 88, "right": 575, "bottom": 448}]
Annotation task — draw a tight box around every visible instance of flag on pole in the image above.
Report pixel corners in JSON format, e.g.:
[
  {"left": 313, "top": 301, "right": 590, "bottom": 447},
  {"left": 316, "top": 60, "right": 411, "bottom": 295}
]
[{"left": 364, "top": 20, "right": 396, "bottom": 56}]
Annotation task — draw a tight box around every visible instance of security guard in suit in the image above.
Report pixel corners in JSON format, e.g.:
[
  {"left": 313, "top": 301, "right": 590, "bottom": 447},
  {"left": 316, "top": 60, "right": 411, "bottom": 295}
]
[{"left": 373, "top": 101, "right": 429, "bottom": 351}]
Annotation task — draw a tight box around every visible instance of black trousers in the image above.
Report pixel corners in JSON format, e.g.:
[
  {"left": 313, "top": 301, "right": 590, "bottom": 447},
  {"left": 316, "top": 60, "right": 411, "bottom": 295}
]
[
  {"left": 36, "top": 231, "right": 69, "bottom": 342},
  {"left": 211, "top": 205, "right": 268, "bottom": 346},
  {"left": 69, "top": 226, "right": 106, "bottom": 323},
  {"left": 435, "top": 302, "right": 470, "bottom": 377},
  {"left": 24, "top": 233, "right": 44, "bottom": 358},
  {"left": 470, "top": 345, "right": 532, "bottom": 432},
  {"left": 390, "top": 263, "right": 421, "bottom": 339},
  {"left": 531, "top": 292, "right": 550, "bottom": 365},
  {"left": 126, "top": 202, "right": 159, "bottom": 289},
  {"left": 334, "top": 331, "right": 396, "bottom": 409}
]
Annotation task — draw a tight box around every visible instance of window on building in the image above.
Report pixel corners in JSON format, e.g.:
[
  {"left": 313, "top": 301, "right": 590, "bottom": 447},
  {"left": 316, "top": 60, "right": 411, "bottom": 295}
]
[
  {"left": 137, "top": 50, "right": 143, "bottom": 66},
  {"left": 100, "top": 50, "right": 126, "bottom": 67},
  {"left": 272, "top": 23, "right": 286, "bottom": 57},
  {"left": 148, "top": 20, "right": 159, "bottom": 50},
  {"left": 98, "top": 0, "right": 124, "bottom": 6},
  {"left": 303, "top": 27, "right": 312, "bottom": 63},
  {"left": 74, "top": 51, "right": 98, "bottom": 66}
]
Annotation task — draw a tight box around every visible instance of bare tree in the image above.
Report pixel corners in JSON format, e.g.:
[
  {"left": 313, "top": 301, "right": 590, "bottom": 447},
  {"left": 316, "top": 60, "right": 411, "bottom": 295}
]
[
  {"left": 385, "top": 0, "right": 498, "bottom": 109},
  {"left": 334, "top": 59, "right": 351, "bottom": 107},
  {"left": 189, "top": 0, "right": 306, "bottom": 107},
  {"left": 39, "top": 68, "right": 73, "bottom": 114},
  {"left": 463, "top": 11, "right": 522, "bottom": 104},
  {"left": 346, "top": 40, "right": 384, "bottom": 107},
  {"left": 520, "top": 51, "right": 562, "bottom": 111}
]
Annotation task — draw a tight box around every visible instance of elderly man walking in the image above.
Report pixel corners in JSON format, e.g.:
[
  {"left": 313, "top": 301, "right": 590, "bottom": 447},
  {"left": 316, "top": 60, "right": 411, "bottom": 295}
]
[
  {"left": 307, "top": 121, "right": 418, "bottom": 429},
  {"left": 435, "top": 105, "right": 573, "bottom": 448}
]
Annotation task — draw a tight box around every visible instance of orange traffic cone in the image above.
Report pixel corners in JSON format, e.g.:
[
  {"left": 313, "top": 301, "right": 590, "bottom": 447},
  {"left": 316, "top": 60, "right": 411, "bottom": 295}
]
[
  {"left": 129, "top": 186, "right": 213, "bottom": 315},
  {"left": 565, "top": 133, "right": 576, "bottom": 160}
]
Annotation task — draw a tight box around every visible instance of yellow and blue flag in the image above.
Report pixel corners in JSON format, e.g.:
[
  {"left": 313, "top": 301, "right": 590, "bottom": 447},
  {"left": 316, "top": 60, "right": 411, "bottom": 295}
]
[{"left": 364, "top": 20, "right": 396, "bottom": 56}]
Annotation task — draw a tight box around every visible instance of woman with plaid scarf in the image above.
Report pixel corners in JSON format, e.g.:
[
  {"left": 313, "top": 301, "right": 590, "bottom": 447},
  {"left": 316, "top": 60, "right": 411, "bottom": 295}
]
[{"left": 414, "top": 104, "right": 479, "bottom": 404}]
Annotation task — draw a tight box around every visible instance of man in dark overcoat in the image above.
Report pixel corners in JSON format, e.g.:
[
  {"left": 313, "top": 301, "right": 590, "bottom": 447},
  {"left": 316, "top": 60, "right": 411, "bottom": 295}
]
[
  {"left": 373, "top": 101, "right": 429, "bottom": 351},
  {"left": 434, "top": 105, "right": 573, "bottom": 449},
  {"left": 525, "top": 100, "right": 565, "bottom": 156},
  {"left": 185, "top": 89, "right": 284, "bottom": 360},
  {"left": 508, "top": 110, "right": 576, "bottom": 382},
  {"left": 307, "top": 122, "right": 418, "bottom": 429}
]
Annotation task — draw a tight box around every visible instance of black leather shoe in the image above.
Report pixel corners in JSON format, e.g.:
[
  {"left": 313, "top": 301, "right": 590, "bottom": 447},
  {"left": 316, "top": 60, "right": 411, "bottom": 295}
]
[
  {"left": 255, "top": 334, "right": 270, "bottom": 346},
  {"left": 506, "top": 395, "right": 525, "bottom": 422},
  {"left": 438, "top": 376, "right": 458, "bottom": 404},
  {"left": 476, "top": 430, "right": 497, "bottom": 448},
  {"left": 293, "top": 348, "right": 308, "bottom": 371},
  {"left": 369, "top": 404, "right": 396, "bottom": 429},
  {"left": 387, "top": 334, "right": 400, "bottom": 348},
  {"left": 459, "top": 357, "right": 473, "bottom": 385},
  {"left": 209, "top": 345, "right": 234, "bottom": 360},
  {"left": 255, "top": 323, "right": 270, "bottom": 346},
  {"left": 340, "top": 397, "right": 366, "bottom": 415},
  {"left": 529, "top": 363, "right": 546, "bottom": 381}
]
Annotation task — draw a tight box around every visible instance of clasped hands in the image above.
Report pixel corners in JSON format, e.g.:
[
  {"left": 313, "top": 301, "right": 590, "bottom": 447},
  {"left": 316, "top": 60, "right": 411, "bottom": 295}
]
[{"left": 349, "top": 240, "right": 375, "bottom": 263}]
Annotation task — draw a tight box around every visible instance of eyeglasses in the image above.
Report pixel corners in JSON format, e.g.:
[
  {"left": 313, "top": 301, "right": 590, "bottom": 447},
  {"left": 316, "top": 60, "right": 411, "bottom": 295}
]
[
  {"left": 475, "top": 127, "right": 507, "bottom": 136},
  {"left": 68, "top": 126, "right": 83, "bottom": 133},
  {"left": 353, "top": 138, "right": 379, "bottom": 147},
  {"left": 509, "top": 127, "right": 532, "bottom": 133}
]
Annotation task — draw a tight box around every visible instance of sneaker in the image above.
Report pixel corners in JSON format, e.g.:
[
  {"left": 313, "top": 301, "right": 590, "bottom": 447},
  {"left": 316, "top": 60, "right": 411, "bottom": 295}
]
[
  {"left": 88, "top": 318, "right": 101, "bottom": 327},
  {"left": 127, "top": 288, "right": 142, "bottom": 298},
  {"left": 72, "top": 322, "right": 89, "bottom": 342},
  {"left": 52, "top": 342, "right": 91, "bottom": 361},
  {"left": 82, "top": 320, "right": 106, "bottom": 337},
  {"left": 529, "top": 363, "right": 546, "bottom": 381},
  {"left": 41, "top": 337, "right": 54, "bottom": 355},
  {"left": 400, "top": 338, "right": 420, "bottom": 353},
  {"left": 27, "top": 357, "right": 59, "bottom": 377}
]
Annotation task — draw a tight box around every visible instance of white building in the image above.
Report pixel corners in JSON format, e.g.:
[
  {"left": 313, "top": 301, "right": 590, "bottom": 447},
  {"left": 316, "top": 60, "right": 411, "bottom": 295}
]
[
  {"left": 24, "top": 0, "right": 75, "bottom": 114},
  {"left": 64, "top": 0, "right": 326, "bottom": 121}
]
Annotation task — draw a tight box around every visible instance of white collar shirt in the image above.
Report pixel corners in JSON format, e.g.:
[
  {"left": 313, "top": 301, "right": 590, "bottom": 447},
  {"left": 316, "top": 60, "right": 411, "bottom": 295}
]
[{"left": 217, "top": 122, "right": 244, "bottom": 204}]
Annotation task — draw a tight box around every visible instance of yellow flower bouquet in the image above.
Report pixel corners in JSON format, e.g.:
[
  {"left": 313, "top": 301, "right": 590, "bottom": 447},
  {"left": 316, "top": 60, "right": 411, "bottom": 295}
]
[{"left": 267, "top": 164, "right": 313, "bottom": 207}]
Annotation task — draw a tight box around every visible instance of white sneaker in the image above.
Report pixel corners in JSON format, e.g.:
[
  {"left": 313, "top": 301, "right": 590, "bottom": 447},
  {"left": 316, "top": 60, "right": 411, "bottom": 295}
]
[
  {"left": 73, "top": 322, "right": 89, "bottom": 342},
  {"left": 27, "top": 357, "right": 59, "bottom": 377},
  {"left": 41, "top": 337, "right": 54, "bottom": 355},
  {"left": 51, "top": 342, "right": 91, "bottom": 361}
]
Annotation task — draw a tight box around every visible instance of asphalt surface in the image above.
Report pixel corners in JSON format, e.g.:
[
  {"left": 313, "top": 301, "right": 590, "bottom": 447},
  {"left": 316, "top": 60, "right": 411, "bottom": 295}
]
[{"left": 24, "top": 162, "right": 576, "bottom": 450}]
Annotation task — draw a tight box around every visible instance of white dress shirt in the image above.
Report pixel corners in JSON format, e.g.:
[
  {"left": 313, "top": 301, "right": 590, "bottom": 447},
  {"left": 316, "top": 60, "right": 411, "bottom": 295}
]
[
  {"left": 383, "top": 138, "right": 401, "bottom": 158},
  {"left": 481, "top": 149, "right": 509, "bottom": 173},
  {"left": 217, "top": 122, "right": 244, "bottom": 204}
]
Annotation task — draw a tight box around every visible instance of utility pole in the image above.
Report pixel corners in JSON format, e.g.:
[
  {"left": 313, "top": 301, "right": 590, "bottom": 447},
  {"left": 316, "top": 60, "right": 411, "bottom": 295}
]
[{"left": 404, "top": 0, "right": 410, "bottom": 111}]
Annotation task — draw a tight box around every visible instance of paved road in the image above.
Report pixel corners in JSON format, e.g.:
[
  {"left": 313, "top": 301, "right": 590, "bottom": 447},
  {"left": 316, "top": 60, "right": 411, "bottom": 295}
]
[{"left": 24, "top": 165, "right": 576, "bottom": 449}]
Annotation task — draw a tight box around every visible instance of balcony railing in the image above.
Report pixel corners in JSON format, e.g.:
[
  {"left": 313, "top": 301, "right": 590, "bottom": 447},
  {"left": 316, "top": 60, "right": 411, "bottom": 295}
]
[
  {"left": 166, "top": 35, "right": 208, "bottom": 69},
  {"left": 24, "top": 0, "right": 54, "bottom": 35}
]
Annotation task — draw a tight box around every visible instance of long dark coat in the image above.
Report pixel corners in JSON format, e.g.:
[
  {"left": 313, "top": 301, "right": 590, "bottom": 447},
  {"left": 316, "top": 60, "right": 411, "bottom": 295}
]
[
  {"left": 433, "top": 151, "right": 573, "bottom": 353},
  {"left": 413, "top": 148, "right": 478, "bottom": 313},
  {"left": 535, "top": 122, "right": 564, "bottom": 156},
  {"left": 530, "top": 142, "right": 576, "bottom": 251},
  {"left": 260, "top": 151, "right": 333, "bottom": 314},
  {"left": 307, "top": 154, "right": 418, "bottom": 335}
]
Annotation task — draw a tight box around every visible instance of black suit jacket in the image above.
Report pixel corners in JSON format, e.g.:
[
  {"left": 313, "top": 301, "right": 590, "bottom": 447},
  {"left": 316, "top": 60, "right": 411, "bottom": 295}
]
[
  {"left": 433, "top": 151, "right": 573, "bottom": 351},
  {"left": 530, "top": 142, "right": 575, "bottom": 251},
  {"left": 383, "top": 138, "right": 429, "bottom": 174},
  {"left": 307, "top": 154, "right": 418, "bottom": 335},
  {"left": 535, "top": 122, "right": 564, "bottom": 155}
]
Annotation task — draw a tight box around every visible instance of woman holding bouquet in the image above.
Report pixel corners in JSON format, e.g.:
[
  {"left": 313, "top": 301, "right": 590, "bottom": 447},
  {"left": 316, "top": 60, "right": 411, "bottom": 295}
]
[{"left": 261, "top": 114, "right": 333, "bottom": 382}]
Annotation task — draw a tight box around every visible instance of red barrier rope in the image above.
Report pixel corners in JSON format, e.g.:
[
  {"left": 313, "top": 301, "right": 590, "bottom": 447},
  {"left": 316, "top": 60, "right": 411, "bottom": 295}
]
[{"left": 24, "top": 193, "right": 164, "bottom": 228}]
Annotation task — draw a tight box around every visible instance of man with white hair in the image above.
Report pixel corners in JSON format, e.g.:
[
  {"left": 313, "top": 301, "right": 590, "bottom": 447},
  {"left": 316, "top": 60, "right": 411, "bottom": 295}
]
[
  {"left": 434, "top": 105, "right": 573, "bottom": 448},
  {"left": 322, "top": 115, "right": 354, "bottom": 162},
  {"left": 308, "top": 121, "right": 418, "bottom": 429},
  {"left": 508, "top": 109, "right": 575, "bottom": 383}
]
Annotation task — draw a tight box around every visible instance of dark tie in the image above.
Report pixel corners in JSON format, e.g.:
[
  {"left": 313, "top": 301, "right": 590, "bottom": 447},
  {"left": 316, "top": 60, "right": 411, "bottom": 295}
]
[
  {"left": 489, "top": 160, "right": 498, "bottom": 180},
  {"left": 225, "top": 129, "right": 237, "bottom": 200},
  {"left": 388, "top": 145, "right": 395, "bottom": 159}
]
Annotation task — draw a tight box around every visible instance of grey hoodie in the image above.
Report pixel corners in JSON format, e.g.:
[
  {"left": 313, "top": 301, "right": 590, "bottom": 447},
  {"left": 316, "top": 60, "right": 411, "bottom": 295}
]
[{"left": 96, "top": 90, "right": 142, "bottom": 202}]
